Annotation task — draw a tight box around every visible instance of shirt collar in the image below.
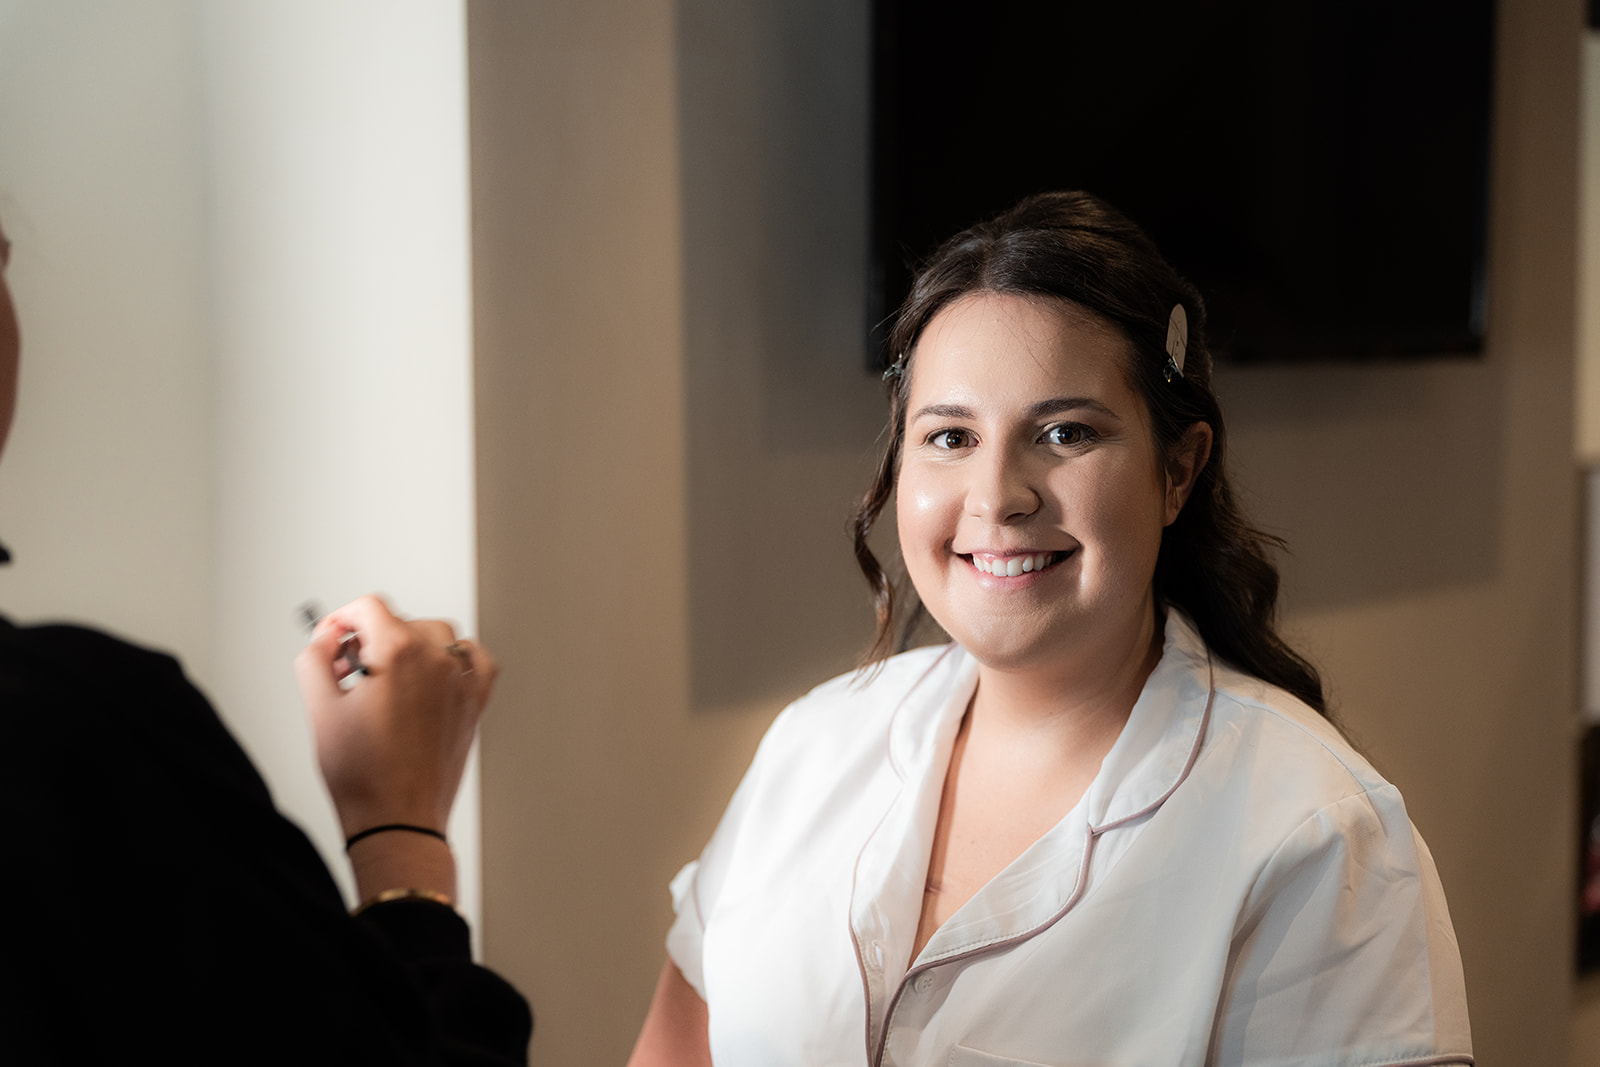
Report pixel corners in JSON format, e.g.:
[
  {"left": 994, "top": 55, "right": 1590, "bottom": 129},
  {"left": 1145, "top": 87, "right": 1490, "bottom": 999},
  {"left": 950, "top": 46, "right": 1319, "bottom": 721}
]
[
  {"left": 884, "top": 644, "right": 977, "bottom": 783},
  {"left": 884, "top": 611, "right": 1214, "bottom": 817},
  {"left": 864, "top": 613, "right": 1216, "bottom": 974},
  {"left": 1085, "top": 609, "right": 1214, "bottom": 831}
]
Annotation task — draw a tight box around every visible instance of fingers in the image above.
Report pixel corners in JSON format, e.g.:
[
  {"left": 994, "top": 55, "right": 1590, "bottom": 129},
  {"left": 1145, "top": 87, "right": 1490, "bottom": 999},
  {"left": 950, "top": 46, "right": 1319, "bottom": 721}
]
[
  {"left": 442, "top": 637, "right": 500, "bottom": 708},
  {"left": 410, "top": 618, "right": 459, "bottom": 652},
  {"left": 305, "top": 595, "right": 491, "bottom": 700},
  {"left": 462, "top": 639, "right": 500, "bottom": 698},
  {"left": 299, "top": 595, "right": 495, "bottom": 838},
  {"left": 318, "top": 594, "right": 407, "bottom": 662},
  {"left": 294, "top": 623, "right": 349, "bottom": 706}
]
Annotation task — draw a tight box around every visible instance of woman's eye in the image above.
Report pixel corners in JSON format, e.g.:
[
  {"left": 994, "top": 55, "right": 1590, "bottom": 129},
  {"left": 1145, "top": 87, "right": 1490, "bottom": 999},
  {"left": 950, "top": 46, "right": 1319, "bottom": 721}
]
[
  {"left": 1044, "top": 423, "right": 1091, "bottom": 447},
  {"left": 929, "top": 429, "right": 974, "bottom": 450}
]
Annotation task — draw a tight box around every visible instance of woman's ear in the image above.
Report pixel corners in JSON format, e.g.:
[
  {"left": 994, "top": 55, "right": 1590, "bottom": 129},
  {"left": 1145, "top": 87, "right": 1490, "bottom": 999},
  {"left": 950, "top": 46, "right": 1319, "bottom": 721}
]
[{"left": 1163, "top": 422, "right": 1213, "bottom": 525}]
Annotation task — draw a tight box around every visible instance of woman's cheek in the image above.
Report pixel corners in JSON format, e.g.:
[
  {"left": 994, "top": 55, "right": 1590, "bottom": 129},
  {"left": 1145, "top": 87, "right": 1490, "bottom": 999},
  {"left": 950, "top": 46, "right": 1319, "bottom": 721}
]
[
  {"left": 907, "top": 482, "right": 943, "bottom": 518},
  {"left": 897, "top": 478, "right": 951, "bottom": 550}
]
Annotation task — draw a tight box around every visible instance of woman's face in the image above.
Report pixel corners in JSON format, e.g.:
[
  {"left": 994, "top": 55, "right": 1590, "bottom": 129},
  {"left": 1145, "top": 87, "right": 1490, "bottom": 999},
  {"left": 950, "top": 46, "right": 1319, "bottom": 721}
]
[{"left": 895, "top": 291, "right": 1200, "bottom": 675}]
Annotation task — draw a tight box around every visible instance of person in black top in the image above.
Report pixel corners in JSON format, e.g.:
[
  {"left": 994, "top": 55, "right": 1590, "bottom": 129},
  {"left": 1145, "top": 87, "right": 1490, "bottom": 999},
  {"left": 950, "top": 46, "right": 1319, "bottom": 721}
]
[{"left": 0, "top": 224, "right": 531, "bottom": 1063}]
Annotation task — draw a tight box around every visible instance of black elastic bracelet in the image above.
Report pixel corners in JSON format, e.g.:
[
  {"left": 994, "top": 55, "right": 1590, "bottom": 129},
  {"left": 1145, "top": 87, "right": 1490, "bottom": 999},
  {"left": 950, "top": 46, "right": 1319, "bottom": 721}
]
[{"left": 344, "top": 823, "right": 448, "bottom": 852}]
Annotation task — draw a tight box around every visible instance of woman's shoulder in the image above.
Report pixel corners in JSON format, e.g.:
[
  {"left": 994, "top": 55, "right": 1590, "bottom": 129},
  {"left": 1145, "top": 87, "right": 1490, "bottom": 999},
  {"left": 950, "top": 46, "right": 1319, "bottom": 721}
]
[
  {"left": 1194, "top": 671, "right": 1472, "bottom": 1060},
  {"left": 774, "top": 640, "right": 963, "bottom": 719},
  {"left": 1201, "top": 656, "right": 1400, "bottom": 820},
  {"left": 792, "top": 642, "right": 963, "bottom": 705},
  {"left": 747, "top": 643, "right": 971, "bottom": 771},
  {"left": 1156, "top": 615, "right": 1384, "bottom": 803},
  {"left": 0, "top": 614, "right": 269, "bottom": 806},
  {"left": 1179, "top": 657, "right": 1458, "bottom": 950},
  {"left": 670, "top": 644, "right": 974, "bottom": 925},
  {"left": 0, "top": 615, "right": 199, "bottom": 713}
]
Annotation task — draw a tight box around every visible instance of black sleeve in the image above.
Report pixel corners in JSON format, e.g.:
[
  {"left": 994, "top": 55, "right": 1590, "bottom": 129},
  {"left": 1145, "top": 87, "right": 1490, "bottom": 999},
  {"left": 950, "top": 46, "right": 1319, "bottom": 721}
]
[
  {"left": 0, "top": 619, "right": 532, "bottom": 1065},
  {"left": 357, "top": 900, "right": 534, "bottom": 1066}
]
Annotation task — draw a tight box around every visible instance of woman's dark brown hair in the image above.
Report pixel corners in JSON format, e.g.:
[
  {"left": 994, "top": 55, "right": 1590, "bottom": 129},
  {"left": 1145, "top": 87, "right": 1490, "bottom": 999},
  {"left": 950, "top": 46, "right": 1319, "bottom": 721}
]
[{"left": 852, "top": 190, "right": 1327, "bottom": 715}]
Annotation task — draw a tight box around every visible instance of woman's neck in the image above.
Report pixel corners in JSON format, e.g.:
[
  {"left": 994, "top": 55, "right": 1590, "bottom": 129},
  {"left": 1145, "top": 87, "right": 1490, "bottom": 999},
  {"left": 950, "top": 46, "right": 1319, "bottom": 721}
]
[{"left": 967, "top": 603, "right": 1165, "bottom": 763}]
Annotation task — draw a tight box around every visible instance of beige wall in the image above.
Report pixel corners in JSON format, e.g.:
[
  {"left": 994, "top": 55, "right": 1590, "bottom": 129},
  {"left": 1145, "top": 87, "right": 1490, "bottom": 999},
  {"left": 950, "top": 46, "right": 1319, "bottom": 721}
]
[
  {"left": 0, "top": 0, "right": 215, "bottom": 670},
  {"left": 471, "top": 5, "right": 722, "bottom": 1059},
  {"left": 468, "top": 3, "right": 852, "bottom": 1059},
  {"left": 470, "top": 1, "right": 1584, "bottom": 1064},
  {"left": 1572, "top": 22, "right": 1600, "bottom": 1066},
  {"left": 1580, "top": 33, "right": 1600, "bottom": 465}
]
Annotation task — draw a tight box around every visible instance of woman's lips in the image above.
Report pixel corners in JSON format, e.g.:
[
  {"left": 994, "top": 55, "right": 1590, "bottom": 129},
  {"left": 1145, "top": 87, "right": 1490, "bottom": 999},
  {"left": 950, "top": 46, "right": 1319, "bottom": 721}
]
[{"left": 965, "top": 550, "right": 1070, "bottom": 577}]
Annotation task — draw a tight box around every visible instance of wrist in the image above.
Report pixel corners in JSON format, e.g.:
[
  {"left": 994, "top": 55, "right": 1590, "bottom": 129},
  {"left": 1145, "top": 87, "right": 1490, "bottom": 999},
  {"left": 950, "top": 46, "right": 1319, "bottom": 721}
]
[
  {"left": 345, "top": 828, "right": 457, "bottom": 905},
  {"left": 344, "top": 822, "right": 447, "bottom": 851},
  {"left": 352, "top": 886, "right": 455, "bottom": 916},
  {"left": 333, "top": 798, "right": 450, "bottom": 842}
]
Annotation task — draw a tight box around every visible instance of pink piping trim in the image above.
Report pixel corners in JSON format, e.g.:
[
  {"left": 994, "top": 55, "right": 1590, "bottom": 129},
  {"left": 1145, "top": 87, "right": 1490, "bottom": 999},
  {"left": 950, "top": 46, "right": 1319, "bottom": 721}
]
[
  {"left": 853, "top": 645, "right": 962, "bottom": 1062},
  {"left": 868, "top": 652, "right": 1218, "bottom": 1067}
]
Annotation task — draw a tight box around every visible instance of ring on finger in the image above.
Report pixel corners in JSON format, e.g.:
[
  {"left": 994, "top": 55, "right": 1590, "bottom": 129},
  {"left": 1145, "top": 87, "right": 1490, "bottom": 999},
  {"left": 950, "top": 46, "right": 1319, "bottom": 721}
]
[{"left": 444, "top": 642, "right": 475, "bottom": 676}]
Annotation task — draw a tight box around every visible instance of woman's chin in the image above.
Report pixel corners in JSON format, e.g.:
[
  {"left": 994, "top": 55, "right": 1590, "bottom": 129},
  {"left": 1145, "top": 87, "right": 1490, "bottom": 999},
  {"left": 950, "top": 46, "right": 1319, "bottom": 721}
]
[
  {"left": 938, "top": 597, "right": 1159, "bottom": 680},
  {"left": 944, "top": 620, "right": 1084, "bottom": 675}
]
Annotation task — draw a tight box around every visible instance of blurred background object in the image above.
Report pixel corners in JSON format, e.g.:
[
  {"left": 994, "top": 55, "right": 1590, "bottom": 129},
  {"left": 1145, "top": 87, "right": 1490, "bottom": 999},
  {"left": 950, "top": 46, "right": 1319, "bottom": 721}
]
[{"left": 871, "top": 0, "right": 1495, "bottom": 366}]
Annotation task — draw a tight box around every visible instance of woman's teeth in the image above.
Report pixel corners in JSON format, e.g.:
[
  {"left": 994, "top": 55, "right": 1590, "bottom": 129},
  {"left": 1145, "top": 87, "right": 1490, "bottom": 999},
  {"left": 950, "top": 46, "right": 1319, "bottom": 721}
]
[{"left": 972, "top": 552, "right": 1057, "bottom": 577}]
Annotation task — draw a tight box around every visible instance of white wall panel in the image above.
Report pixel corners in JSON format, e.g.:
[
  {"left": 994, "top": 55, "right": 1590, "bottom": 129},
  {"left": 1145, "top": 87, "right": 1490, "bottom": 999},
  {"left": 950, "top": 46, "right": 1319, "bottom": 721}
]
[{"left": 200, "top": 0, "right": 480, "bottom": 920}]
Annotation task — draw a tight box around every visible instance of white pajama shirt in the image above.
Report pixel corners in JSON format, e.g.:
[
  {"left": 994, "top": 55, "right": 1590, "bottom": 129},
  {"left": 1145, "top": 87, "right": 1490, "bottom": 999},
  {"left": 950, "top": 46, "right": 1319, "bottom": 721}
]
[{"left": 666, "top": 613, "right": 1472, "bottom": 1066}]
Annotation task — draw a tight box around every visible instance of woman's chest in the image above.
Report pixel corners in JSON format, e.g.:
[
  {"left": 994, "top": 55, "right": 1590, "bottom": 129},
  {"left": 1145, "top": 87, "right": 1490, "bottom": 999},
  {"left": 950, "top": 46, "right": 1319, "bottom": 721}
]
[
  {"left": 701, "top": 847, "right": 1243, "bottom": 1067},
  {"left": 914, "top": 735, "right": 1102, "bottom": 962},
  {"left": 698, "top": 777, "right": 1251, "bottom": 1067}
]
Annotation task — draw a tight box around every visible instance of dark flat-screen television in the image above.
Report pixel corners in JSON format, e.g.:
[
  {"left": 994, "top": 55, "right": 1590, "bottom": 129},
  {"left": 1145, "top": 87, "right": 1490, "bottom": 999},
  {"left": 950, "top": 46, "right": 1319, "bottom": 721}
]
[{"left": 870, "top": 0, "right": 1495, "bottom": 364}]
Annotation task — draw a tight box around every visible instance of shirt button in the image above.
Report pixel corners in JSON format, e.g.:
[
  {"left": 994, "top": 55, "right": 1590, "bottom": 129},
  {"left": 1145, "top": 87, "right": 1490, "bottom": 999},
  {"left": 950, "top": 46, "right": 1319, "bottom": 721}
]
[{"left": 913, "top": 971, "right": 936, "bottom": 994}]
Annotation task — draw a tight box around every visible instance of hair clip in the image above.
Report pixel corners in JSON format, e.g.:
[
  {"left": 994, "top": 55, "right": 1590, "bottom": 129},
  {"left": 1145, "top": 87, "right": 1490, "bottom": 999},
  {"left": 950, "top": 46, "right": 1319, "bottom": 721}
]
[
  {"left": 1163, "top": 303, "right": 1188, "bottom": 382},
  {"left": 882, "top": 355, "right": 907, "bottom": 382}
]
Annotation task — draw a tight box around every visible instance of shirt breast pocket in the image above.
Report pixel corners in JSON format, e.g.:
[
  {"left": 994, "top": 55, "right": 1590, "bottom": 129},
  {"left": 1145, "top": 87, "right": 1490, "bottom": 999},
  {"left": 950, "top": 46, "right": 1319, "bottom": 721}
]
[{"left": 948, "top": 1047, "right": 1063, "bottom": 1067}]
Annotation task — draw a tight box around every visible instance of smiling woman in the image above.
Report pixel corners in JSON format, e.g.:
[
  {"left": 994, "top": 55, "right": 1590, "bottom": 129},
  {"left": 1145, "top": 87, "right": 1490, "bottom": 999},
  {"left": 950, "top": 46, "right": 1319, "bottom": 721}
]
[
  {"left": 896, "top": 293, "right": 1206, "bottom": 686},
  {"left": 628, "top": 191, "right": 1472, "bottom": 1067},
  {"left": 859, "top": 193, "right": 1325, "bottom": 718}
]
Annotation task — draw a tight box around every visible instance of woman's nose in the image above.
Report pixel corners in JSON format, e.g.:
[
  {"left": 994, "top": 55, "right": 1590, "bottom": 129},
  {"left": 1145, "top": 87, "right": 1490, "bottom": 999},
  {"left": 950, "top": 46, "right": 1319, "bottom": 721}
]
[{"left": 967, "top": 447, "right": 1039, "bottom": 524}]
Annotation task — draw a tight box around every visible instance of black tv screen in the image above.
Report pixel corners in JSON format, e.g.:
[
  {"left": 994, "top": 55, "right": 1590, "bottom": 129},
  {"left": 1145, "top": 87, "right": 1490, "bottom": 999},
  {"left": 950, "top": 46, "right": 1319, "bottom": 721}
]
[{"left": 870, "top": 0, "right": 1495, "bottom": 364}]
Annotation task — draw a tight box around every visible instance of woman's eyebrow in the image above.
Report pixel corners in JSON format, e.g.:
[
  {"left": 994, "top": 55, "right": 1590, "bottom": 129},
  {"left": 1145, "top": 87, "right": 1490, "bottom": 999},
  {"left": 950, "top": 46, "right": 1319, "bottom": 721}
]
[
  {"left": 909, "top": 402, "right": 975, "bottom": 422},
  {"left": 909, "top": 397, "right": 1122, "bottom": 423},
  {"left": 1028, "top": 395, "right": 1119, "bottom": 420}
]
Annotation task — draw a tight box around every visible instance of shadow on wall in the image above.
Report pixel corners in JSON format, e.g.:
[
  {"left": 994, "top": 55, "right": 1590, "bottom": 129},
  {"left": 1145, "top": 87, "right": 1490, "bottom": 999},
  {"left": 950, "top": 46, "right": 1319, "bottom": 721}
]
[
  {"left": 1216, "top": 353, "right": 1505, "bottom": 612},
  {"left": 676, "top": 0, "right": 1509, "bottom": 713},
  {"left": 678, "top": 0, "right": 886, "bottom": 713}
]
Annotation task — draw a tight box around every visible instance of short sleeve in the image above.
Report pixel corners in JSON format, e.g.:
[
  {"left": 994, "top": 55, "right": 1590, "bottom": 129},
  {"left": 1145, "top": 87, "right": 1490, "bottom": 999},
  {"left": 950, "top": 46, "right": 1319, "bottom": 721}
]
[
  {"left": 662, "top": 750, "right": 764, "bottom": 1002},
  {"left": 665, "top": 861, "right": 707, "bottom": 997},
  {"left": 1212, "top": 785, "right": 1472, "bottom": 1065}
]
